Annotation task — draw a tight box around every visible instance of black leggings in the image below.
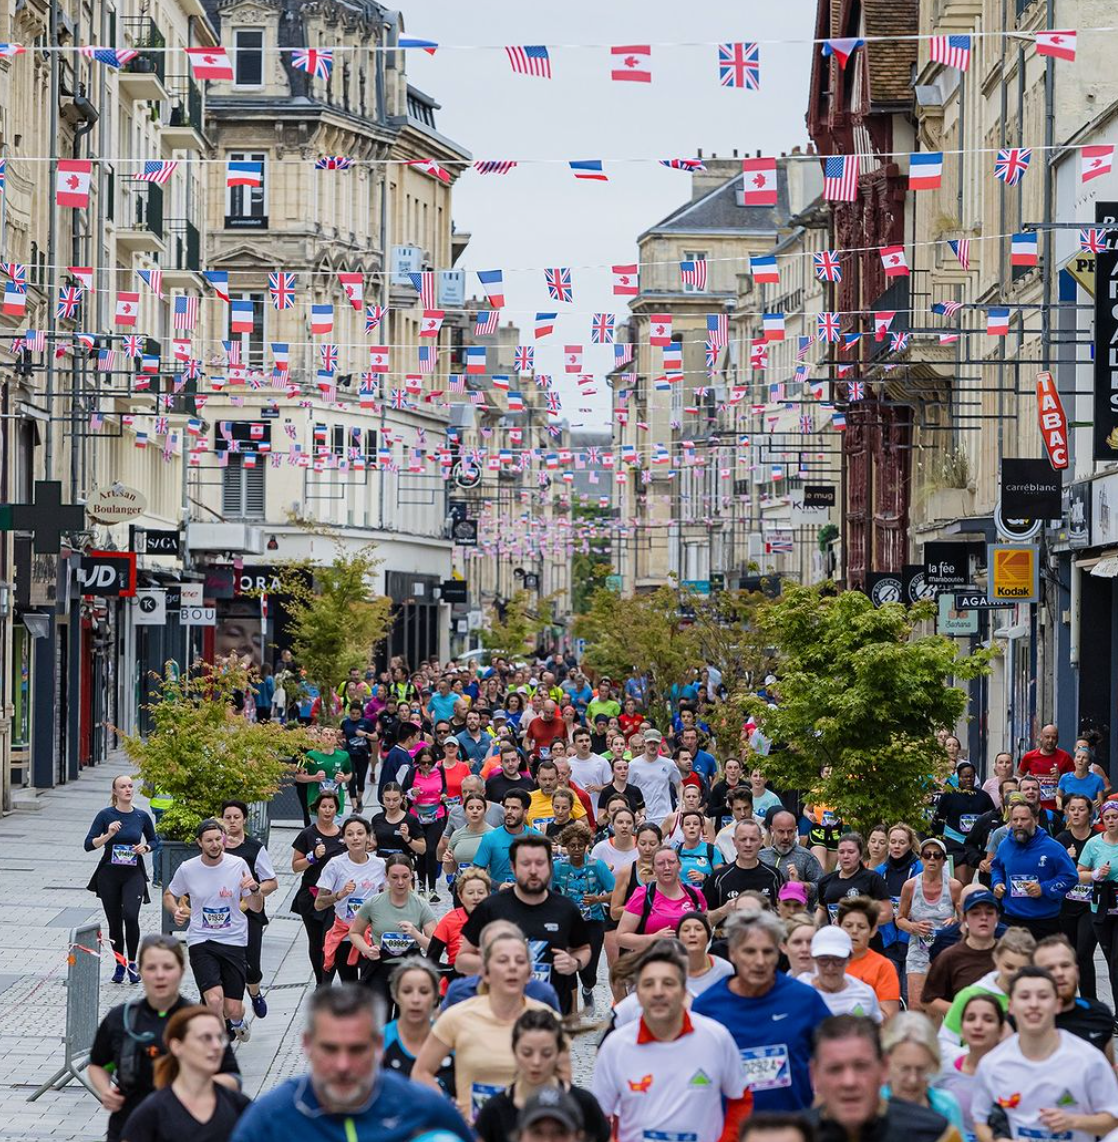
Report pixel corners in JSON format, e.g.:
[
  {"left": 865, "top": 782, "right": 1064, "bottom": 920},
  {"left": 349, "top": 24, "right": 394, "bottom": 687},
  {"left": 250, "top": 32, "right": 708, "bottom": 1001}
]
[
  {"left": 245, "top": 917, "right": 265, "bottom": 988},
  {"left": 580, "top": 920, "right": 605, "bottom": 990},
  {"left": 348, "top": 753, "right": 371, "bottom": 805},
  {"left": 1061, "top": 907, "right": 1098, "bottom": 1000},
  {"left": 296, "top": 891, "right": 329, "bottom": 985},
  {"left": 414, "top": 816, "right": 448, "bottom": 891},
  {"left": 296, "top": 782, "right": 312, "bottom": 828},
  {"left": 1094, "top": 913, "right": 1118, "bottom": 1004},
  {"left": 96, "top": 866, "right": 146, "bottom": 965}
]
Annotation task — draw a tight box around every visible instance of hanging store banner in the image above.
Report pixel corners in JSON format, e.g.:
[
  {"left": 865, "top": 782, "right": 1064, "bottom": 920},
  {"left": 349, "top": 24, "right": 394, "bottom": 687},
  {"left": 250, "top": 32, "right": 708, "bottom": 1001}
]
[
  {"left": 1034, "top": 373, "right": 1069, "bottom": 470},
  {"left": 987, "top": 544, "right": 1040, "bottom": 604},
  {"left": 1001, "top": 458, "right": 1062, "bottom": 519},
  {"left": 1093, "top": 207, "right": 1118, "bottom": 460},
  {"left": 865, "top": 571, "right": 903, "bottom": 607},
  {"left": 923, "top": 542, "right": 974, "bottom": 588},
  {"left": 902, "top": 563, "right": 938, "bottom": 604},
  {"left": 937, "top": 593, "right": 980, "bottom": 637}
]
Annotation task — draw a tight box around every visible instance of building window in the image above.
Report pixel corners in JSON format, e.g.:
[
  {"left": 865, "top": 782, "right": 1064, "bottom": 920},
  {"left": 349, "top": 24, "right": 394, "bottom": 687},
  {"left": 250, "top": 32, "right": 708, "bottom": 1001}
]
[
  {"left": 228, "top": 291, "right": 266, "bottom": 368},
  {"left": 226, "top": 151, "right": 266, "bottom": 222},
  {"left": 234, "top": 30, "right": 264, "bottom": 87},
  {"left": 222, "top": 453, "right": 265, "bottom": 519}
]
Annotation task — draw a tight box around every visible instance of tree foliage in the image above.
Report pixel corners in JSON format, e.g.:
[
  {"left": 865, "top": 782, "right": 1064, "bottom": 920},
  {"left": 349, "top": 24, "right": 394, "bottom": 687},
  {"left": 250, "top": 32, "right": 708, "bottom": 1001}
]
[
  {"left": 124, "top": 658, "right": 318, "bottom": 840},
  {"left": 740, "top": 583, "right": 993, "bottom": 833},
  {"left": 482, "top": 590, "right": 554, "bottom": 660},
  {"left": 570, "top": 505, "right": 614, "bottom": 615},
  {"left": 276, "top": 541, "right": 394, "bottom": 722}
]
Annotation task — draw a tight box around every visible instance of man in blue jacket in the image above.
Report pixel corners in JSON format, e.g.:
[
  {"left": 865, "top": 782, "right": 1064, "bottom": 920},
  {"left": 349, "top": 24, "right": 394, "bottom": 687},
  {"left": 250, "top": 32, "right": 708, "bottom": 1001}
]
[
  {"left": 991, "top": 798, "right": 1078, "bottom": 940},
  {"left": 231, "top": 985, "right": 470, "bottom": 1142}
]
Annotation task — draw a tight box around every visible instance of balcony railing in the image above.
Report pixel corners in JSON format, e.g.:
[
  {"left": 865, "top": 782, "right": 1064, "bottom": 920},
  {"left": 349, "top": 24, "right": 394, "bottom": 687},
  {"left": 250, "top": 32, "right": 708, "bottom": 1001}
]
[
  {"left": 165, "top": 218, "right": 200, "bottom": 271},
  {"left": 122, "top": 16, "right": 166, "bottom": 84},
  {"left": 165, "top": 74, "right": 203, "bottom": 134}
]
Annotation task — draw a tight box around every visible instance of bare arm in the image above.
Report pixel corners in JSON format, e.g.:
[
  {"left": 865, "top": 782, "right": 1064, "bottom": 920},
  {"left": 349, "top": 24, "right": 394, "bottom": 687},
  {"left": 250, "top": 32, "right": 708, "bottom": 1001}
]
[
  {"left": 455, "top": 937, "right": 481, "bottom": 976},
  {"left": 412, "top": 1032, "right": 454, "bottom": 1092},
  {"left": 609, "top": 864, "right": 632, "bottom": 922}
]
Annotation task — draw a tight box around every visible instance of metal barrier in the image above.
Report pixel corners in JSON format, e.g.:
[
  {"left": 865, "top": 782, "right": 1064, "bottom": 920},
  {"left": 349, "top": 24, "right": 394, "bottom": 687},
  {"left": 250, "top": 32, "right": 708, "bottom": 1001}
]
[{"left": 28, "top": 921, "right": 102, "bottom": 1100}]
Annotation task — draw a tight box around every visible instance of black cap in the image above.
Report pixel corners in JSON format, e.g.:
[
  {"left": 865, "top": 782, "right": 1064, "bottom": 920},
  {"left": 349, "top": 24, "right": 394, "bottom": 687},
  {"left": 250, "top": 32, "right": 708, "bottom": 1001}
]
[{"left": 518, "top": 1088, "right": 583, "bottom": 1134}]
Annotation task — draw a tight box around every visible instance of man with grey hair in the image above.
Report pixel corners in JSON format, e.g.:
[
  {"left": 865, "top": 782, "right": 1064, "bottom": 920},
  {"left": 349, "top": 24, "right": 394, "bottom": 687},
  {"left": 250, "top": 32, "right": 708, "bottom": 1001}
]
[
  {"left": 693, "top": 909, "right": 831, "bottom": 1112},
  {"left": 230, "top": 984, "right": 471, "bottom": 1141},
  {"left": 760, "top": 810, "right": 824, "bottom": 908}
]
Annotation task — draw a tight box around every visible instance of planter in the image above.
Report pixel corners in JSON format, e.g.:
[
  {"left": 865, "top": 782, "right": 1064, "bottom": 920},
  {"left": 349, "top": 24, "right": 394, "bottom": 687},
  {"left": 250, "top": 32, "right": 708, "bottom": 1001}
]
[{"left": 157, "top": 840, "right": 195, "bottom": 936}]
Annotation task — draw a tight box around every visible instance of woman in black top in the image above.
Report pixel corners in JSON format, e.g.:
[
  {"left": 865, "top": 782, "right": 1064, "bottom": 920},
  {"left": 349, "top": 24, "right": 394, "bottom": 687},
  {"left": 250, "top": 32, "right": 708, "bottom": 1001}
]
[
  {"left": 707, "top": 757, "right": 746, "bottom": 831},
  {"left": 1055, "top": 792, "right": 1099, "bottom": 998},
  {"left": 473, "top": 1009, "right": 609, "bottom": 1142},
  {"left": 290, "top": 791, "right": 346, "bottom": 985},
  {"left": 381, "top": 957, "right": 456, "bottom": 1096},
  {"left": 119, "top": 1005, "right": 250, "bottom": 1142},
  {"left": 370, "top": 783, "right": 428, "bottom": 861}
]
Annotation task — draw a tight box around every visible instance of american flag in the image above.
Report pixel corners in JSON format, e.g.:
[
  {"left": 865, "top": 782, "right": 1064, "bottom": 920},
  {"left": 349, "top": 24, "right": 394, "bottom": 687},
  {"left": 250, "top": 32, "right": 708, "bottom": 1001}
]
[
  {"left": 680, "top": 259, "right": 708, "bottom": 290},
  {"left": 172, "top": 294, "right": 198, "bottom": 330},
  {"left": 817, "top": 312, "right": 842, "bottom": 342},
  {"left": 615, "top": 342, "right": 634, "bottom": 366},
  {"left": 718, "top": 42, "right": 760, "bottom": 89},
  {"left": 269, "top": 272, "right": 296, "bottom": 310},
  {"left": 23, "top": 330, "right": 46, "bottom": 352},
  {"left": 97, "top": 349, "right": 115, "bottom": 372},
  {"left": 409, "top": 271, "right": 436, "bottom": 308},
  {"left": 930, "top": 35, "right": 971, "bottom": 71},
  {"left": 707, "top": 313, "right": 729, "bottom": 347},
  {"left": 545, "top": 267, "right": 573, "bottom": 302},
  {"left": 506, "top": 45, "right": 551, "bottom": 78},
  {"left": 823, "top": 155, "right": 859, "bottom": 201},
  {"left": 515, "top": 345, "right": 534, "bottom": 373},
  {"left": 292, "top": 48, "right": 333, "bottom": 79},
  {"left": 79, "top": 46, "right": 138, "bottom": 69},
  {"left": 56, "top": 287, "right": 83, "bottom": 319},
  {"left": 932, "top": 300, "right": 964, "bottom": 318},
  {"left": 948, "top": 239, "right": 970, "bottom": 270},
  {"left": 1080, "top": 228, "right": 1109, "bottom": 254},
  {"left": 135, "top": 160, "right": 178, "bottom": 185},
  {"left": 418, "top": 345, "right": 436, "bottom": 374},
  {"left": 315, "top": 156, "right": 352, "bottom": 170},
  {"left": 365, "top": 304, "right": 386, "bottom": 333},
  {"left": 475, "top": 310, "right": 500, "bottom": 335},
  {"left": 474, "top": 161, "right": 518, "bottom": 175},
  {"left": 224, "top": 339, "right": 242, "bottom": 366},
  {"left": 592, "top": 313, "right": 616, "bottom": 344},
  {"left": 138, "top": 268, "right": 163, "bottom": 298},
  {"left": 994, "top": 148, "right": 1032, "bottom": 186}
]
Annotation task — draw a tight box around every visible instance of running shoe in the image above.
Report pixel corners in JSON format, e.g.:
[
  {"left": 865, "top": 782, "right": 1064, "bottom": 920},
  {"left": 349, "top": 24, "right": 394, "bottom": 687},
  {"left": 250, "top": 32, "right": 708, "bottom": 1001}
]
[
  {"left": 111, "top": 963, "right": 126, "bottom": 984},
  {"left": 250, "top": 991, "right": 268, "bottom": 1019},
  {"left": 581, "top": 986, "right": 595, "bottom": 1012},
  {"left": 231, "top": 1020, "right": 251, "bottom": 1043},
  {"left": 126, "top": 962, "right": 140, "bottom": 985}
]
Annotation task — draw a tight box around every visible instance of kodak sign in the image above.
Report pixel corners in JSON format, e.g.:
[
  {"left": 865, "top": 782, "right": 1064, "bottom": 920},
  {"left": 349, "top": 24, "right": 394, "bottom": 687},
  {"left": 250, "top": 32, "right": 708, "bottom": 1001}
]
[{"left": 1035, "top": 371, "right": 1068, "bottom": 470}]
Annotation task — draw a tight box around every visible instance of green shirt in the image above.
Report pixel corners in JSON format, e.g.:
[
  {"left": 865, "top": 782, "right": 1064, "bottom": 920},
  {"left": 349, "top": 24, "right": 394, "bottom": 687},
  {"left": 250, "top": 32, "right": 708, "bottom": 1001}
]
[
  {"left": 304, "top": 748, "right": 352, "bottom": 813},
  {"left": 353, "top": 892, "right": 436, "bottom": 959},
  {"left": 586, "top": 698, "right": 621, "bottom": 722}
]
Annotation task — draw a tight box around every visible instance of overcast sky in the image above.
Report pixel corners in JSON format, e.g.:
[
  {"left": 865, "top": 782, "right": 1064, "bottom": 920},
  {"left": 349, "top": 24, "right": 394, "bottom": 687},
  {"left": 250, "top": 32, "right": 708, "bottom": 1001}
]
[{"left": 401, "top": 0, "right": 817, "bottom": 424}]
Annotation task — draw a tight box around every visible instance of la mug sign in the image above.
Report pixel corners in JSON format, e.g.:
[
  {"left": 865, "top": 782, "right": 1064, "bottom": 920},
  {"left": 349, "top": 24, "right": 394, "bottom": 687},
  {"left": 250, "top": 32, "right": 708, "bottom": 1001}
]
[
  {"left": 87, "top": 484, "right": 148, "bottom": 524},
  {"left": 1035, "top": 372, "right": 1068, "bottom": 470}
]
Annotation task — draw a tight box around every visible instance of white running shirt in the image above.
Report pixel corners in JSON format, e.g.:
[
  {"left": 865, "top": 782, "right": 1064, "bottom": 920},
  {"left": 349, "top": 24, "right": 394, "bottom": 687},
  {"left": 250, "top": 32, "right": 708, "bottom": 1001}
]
[{"left": 167, "top": 854, "right": 254, "bottom": 947}]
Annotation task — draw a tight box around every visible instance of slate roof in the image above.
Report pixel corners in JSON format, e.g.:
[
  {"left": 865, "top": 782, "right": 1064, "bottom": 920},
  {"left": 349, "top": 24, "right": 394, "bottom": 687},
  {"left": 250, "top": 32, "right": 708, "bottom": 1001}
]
[{"left": 640, "top": 171, "right": 790, "bottom": 240}]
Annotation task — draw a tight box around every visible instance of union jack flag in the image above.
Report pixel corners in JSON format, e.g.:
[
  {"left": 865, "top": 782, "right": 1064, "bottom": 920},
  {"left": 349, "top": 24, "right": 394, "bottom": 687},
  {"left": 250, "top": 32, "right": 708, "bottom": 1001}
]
[
  {"left": 660, "top": 158, "right": 706, "bottom": 171},
  {"left": 1080, "top": 227, "right": 1109, "bottom": 253},
  {"left": 474, "top": 161, "right": 518, "bottom": 175},
  {"left": 122, "top": 335, "right": 143, "bottom": 357},
  {"left": 705, "top": 341, "right": 719, "bottom": 369},
  {"left": 269, "top": 272, "right": 296, "bottom": 310},
  {"left": 315, "top": 156, "right": 352, "bottom": 170},
  {"left": 535, "top": 373, "right": 552, "bottom": 389},
  {"left": 799, "top": 415, "right": 813, "bottom": 434},
  {"left": 515, "top": 345, "right": 534, "bottom": 372},
  {"left": 718, "top": 42, "right": 760, "bottom": 89},
  {"left": 994, "top": 148, "right": 1032, "bottom": 186},
  {"left": 813, "top": 248, "right": 840, "bottom": 282},
  {"left": 3, "top": 263, "right": 26, "bottom": 289},
  {"left": 890, "top": 332, "right": 910, "bottom": 351},
  {"left": 320, "top": 344, "right": 338, "bottom": 372},
  {"left": 847, "top": 380, "right": 865, "bottom": 400},
  {"left": 56, "top": 286, "right": 83, "bottom": 319},
  {"left": 817, "top": 312, "right": 842, "bottom": 342},
  {"left": 365, "top": 304, "right": 387, "bottom": 333},
  {"left": 545, "top": 267, "right": 573, "bottom": 302},
  {"left": 546, "top": 390, "right": 562, "bottom": 414},
  {"left": 680, "top": 259, "right": 708, "bottom": 290},
  {"left": 390, "top": 389, "right": 410, "bottom": 410},
  {"left": 475, "top": 310, "right": 500, "bottom": 335},
  {"left": 292, "top": 48, "right": 333, "bottom": 80},
  {"left": 154, "top": 416, "right": 169, "bottom": 435},
  {"left": 592, "top": 313, "right": 616, "bottom": 344}
]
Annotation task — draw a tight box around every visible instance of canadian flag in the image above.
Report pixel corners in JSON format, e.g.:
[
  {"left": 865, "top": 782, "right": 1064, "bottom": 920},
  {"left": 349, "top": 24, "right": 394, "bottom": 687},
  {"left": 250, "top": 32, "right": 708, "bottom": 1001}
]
[
  {"left": 69, "top": 265, "right": 94, "bottom": 289},
  {"left": 368, "top": 346, "right": 389, "bottom": 373},
  {"left": 611, "top": 44, "right": 651, "bottom": 82},
  {"left": 172, "top": 338, "right": 192, "bottom": 361},
  {"left": 612, "top": 264, "right": 639, "bottom": 296},
  {"left": 880, "top": 246, "right": 909, "bottom": 277},
  {"left": 115, "top": 291, "right": 139, "bottom": 326},
  {"left": 56, "top": 160, "right": 93, "bottom": 208},
  {"left": 1035, "top": 30, "right": 1077, "bottom": 61},
  {"left": 564, "top": 345, "right": 584, "bottom": 373},
  {"left": 742, "top": 157, "right": 778, "bottom": 206},
  {"left": 185, "top": 46, "right": 234, "bottom": 80},
  {"left": 649, "top": 314, "right": 673, "bottom": 347},
  {"left": 338, "top": 272, "right": 364, "bottom": 310},
  {"left": 874, "top": 311, "right": 896, "bottom": 341}
]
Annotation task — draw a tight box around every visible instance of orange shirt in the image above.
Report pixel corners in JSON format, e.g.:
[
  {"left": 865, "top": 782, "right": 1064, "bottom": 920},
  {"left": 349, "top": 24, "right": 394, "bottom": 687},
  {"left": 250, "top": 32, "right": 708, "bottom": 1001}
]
[{"left": 846, "top": 948, "right": 901, "bottom": 1003}]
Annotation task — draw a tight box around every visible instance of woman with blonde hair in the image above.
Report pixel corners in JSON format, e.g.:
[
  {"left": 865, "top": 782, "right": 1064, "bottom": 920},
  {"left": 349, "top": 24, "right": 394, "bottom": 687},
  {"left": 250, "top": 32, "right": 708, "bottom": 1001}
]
[
  {"left": 426, "top": 865, "right": 491, "bottom": 989},
  {"left": 412, "top": 928, "right": 548, "bottom": 1121},
  {"left": 84, "top": 774, "right": 159, "bottom": 984},
  {"left": 118, "top": 1005, "right": 249, "bottom": 1142}
]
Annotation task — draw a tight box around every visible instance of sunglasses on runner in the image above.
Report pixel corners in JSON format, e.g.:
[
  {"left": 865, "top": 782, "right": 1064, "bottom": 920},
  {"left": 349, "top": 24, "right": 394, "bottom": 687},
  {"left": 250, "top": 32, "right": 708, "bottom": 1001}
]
[{"left": 920, "top": 849, "right": 945, "bottom": 860}]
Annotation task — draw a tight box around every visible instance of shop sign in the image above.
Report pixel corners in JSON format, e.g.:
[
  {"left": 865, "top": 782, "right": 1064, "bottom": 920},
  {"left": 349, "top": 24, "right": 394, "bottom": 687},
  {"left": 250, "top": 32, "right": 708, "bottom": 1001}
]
[
  {"left": 937, "top": 594, "right": 980, "bottom": 636},
  {"left": 987, "top": 544, "right": 1040, "bottom": 604},
  {"left": 866, "top": 571, "right": 903, "bottom": 607},
  {"left": 87, "top": 485, "right": 147, "bottom": 524},
  {"left": 136, "top": 529, "right": 181, "bottom": 557},
  {"left": 1034, "top": 373, "right": 1069, "bottom": 470},
  {"left": 1092, "top": 245, "right": 1118, "bottom": 460},
  {"left": 77, "top": 551, "right": 137, "bottom": 597},
  {"left": 1067, "top": 481, "right": 1091, "bottom": 549},
  {"left": 924, "top": 542, "right": 974, "bottom": 588},
  {"left": 1001, "top": 458, "right": 1062, "bottom": 518},
  {"left": 903, "top": 563, "right": 938, "bottom": 603},
  {"left": 131, "top": 589, "right": 167, "bottom": 626}
]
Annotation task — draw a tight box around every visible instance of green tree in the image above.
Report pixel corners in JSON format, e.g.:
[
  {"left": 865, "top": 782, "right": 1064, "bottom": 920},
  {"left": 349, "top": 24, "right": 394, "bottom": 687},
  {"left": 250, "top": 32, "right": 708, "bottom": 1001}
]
[
  {"left": 573, "top": 584, "right": 701, "bottom": 729},
  {"left": 739, "top": 583, "right": 993, "bottom": 832},
  {"left": 482, "top": 590, "right": 554, "bottom": 659},
  {"left": 124, "top": 658, "right": 317, "bottom": 840},
  {"left": 276, "top": 542, "right": 394, "bottom": 722},
  {"left": 570, "top": 505, "right": 614, "bottom": 615}
]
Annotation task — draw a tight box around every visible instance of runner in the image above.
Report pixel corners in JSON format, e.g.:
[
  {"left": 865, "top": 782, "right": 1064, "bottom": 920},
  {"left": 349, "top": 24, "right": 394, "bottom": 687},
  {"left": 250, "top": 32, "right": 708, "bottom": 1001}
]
[
  {"left": 1017, "top": 724, "right": 1076, "bottom": 814},
  {"left": 381, "top": 957, "right": 455, "bottom": 1093},
  {"left": 922, "top": 888, "right": 1002, "bottom": 1024},
  {"left": 220, "top": 800, "right": 278, "bottom": 1022},
  {"left": 84, "top": 774, "right": 159, "bottom": 984},
  {"left": 897, "top": 837, "right": 960, "bottom": 1012},
  {"left": 526, "top": 759, "right": 586, "bottom": 831},
  {"left": 290, "top": 791, "right": 346, "bottom": 986},
  {"left": 933, "top": 763, "right": 994, "bottom": 885},
  {"left": 399, "top": 745, "right": 449, "bottom": 899},
  {"left": 933, "top": 994, "right": 1005, "bottom": 1139},
  {"left": 1052, "top": 793, "right": 1098, "bottom": 998},
  {"left": 816, "top": 832, "right": 893, "bottom": 929},
  {"left": 567, "top": 728, "right": 612, "bottom": 815},
  {"left": 472, "top": 790, "right": 541, "bottom": 888},
  {"left": 229, "top": 984, "right": 471, "bottom": 1142},
  {"left": 1031, "top": 934, "right": 1115, "bottom": 1059},
  {"left": 627, "top": 730, "right": 680, "bottom": 822},
  {"left": 615, "top": 846, "right": 706, "bottom": 954},
  {"left": 370, "top": 783, "right": 427, "bottom": 861},
  {"left": 801, "top": 926, "right": 883, "bottom": 1021},
  {"left": 300, "top": 729, "right": 353, "bottom": 814},
  {"left": 704, "top": 818, "right": 784, "bottom": 921},
  {"left": 164, "top": 819, "right": 264, "bottom": 1042},
  {"left": 837, "top": 897, "right": 901, "bottom": 1018},
  {"left": 426, "top": 866, "right": 491, "bottom": 985},
  {"left": 590, "top": 805, "right": 639, "bottom": 875},
  {"left": 1074, "top": 799, "right": 1118, "bottom": 1001},
  {"left": 340, "top": 701, "right": 376, "bottom": 813}
]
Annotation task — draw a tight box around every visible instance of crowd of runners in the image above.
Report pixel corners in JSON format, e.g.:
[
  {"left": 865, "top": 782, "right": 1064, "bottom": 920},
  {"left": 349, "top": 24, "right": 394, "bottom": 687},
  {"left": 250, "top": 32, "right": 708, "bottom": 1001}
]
[{"left": 80, "top": 653, "right": 1118, "bottom": 1142}]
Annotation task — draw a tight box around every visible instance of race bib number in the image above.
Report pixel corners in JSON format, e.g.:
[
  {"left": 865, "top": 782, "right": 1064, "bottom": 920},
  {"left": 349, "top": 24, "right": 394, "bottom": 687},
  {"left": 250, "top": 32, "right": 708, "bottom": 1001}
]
[
  {"left": 320, "top": 779, "right": 338, "bottom": 793},
  {"left": 445, "top": 796, "right": 461, "bottom": 808},
  {"left": 1018, "top": 1129, "right": 1072, "bottom": 1142},
  {"left": 959, "top": 814, "right": 978, "bottom": 834},
  {"left": 1038, "top": 777, "right": 1058, "bottom": 802},
  {"left": 827, "top": 903, "right": 840, "bottom": 922},
  {"left": 111, "top": 845, "right": 137, "bottom": 866},
  {"left": 821, "top": 811, "right": 836, "bottom": 827},
  {"left": 644, "top": 1135, "right": 698, "bottom": 1142},
  {"left": 380, "top": 931, "right": 415, "bottom": 956},
  {"left": 344, "top": 896, "right": 365, "bottom": 920},
  {"left": 529, "top": 938, "right": 552, "bottom": 982},
  {"left": 740, "top": 1044, "right": 791, "bottom": 1091},
  {"left": 471, "top": 1083, "right": 504, "bottom": 1121},
  {"left": 1066, "top": 882, "right": 1093, "bottom": 903},
  {"left": 416, "top": 804, "right": 438, "bottom": 823},
  {"left": 1010, "top": 875, "right": 1037, "bottom": 898},
  {"left": 202, "top": 906, "right": 232, "bottom": 930},
  {"left": 534, "top": 816, "right": 554, "bottom": 829}
]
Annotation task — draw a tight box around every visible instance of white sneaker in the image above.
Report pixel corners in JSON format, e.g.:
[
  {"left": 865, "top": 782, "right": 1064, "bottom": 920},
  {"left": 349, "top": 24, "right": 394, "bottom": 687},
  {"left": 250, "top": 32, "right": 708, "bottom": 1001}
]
[{"left": 231, "top": 1021, "right": 251, "bottom": 1043}]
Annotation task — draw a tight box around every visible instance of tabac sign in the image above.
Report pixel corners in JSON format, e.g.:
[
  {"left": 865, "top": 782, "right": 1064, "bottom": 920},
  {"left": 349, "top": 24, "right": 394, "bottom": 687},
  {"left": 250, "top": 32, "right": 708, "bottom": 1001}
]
[{"left": 1034, "top": 372, "right": 1068, "bottom": 469}]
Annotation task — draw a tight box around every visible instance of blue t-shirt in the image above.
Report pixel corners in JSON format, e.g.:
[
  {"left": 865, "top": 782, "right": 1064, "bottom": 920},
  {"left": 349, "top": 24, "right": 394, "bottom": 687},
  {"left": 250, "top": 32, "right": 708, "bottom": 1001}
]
[
  {"left": 692, "top": 973, "right": 831, "bottom": 1112},
  {"left": 692, "top": 749, "right": 718, "bottom": 784},
  {"left": 427, "top": 692, "right": 458, "bottom": 723},
  {"left": 472, "top": 825, "right": 542, "bottom": 887},
  {"left": 1058, "top": 771, "right": 1106, "bottom": 802},
  {"left": 551, "top": 858, "right": 615, "bottom": 921},
  {"left": 675, "top": 841, "right": 723, "bottom": 883},
  {"left": 442, "top": 973, "right": 561, "bottom": 1012},
  {"left": 230, "top": 1070, "right": 471, "bottom": 1142}
]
